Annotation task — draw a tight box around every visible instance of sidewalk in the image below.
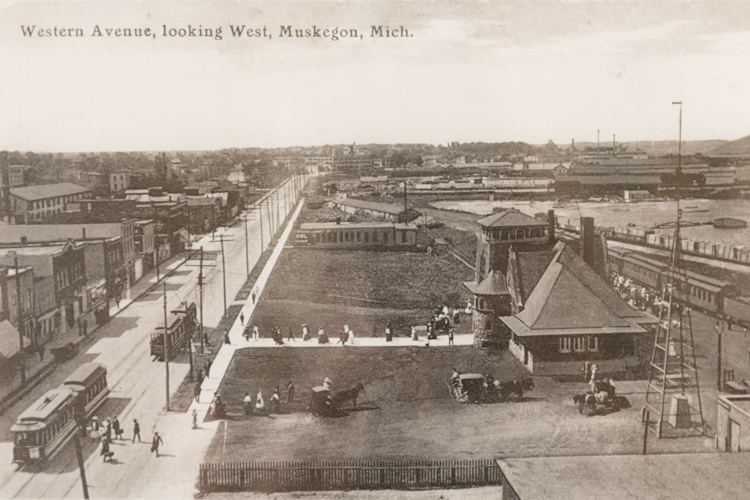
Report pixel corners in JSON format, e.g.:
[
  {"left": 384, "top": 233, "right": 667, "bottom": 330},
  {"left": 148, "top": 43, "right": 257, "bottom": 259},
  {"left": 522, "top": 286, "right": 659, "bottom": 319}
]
[{"left": 0, "top": 252, "right": 194, "bottom": 411}]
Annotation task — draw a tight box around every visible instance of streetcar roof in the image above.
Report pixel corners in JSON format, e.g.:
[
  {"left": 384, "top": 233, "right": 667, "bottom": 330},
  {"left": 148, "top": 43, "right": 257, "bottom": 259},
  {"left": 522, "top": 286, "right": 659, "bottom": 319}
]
[
  {"left": 63, "top": 362, "right": 106, "bottom": 388},
  {"left": 14, "top": 388, "right": 75, "bottom": 423},
  {"left": 459, "top": 373, "right": 485, "bottom": 380}
]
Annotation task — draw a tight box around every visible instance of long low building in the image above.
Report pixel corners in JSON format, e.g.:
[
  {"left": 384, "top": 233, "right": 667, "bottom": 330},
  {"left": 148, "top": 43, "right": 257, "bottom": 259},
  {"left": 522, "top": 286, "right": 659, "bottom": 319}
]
[{"left": 295, "top": 221, "right": 418, "bottom": 249}]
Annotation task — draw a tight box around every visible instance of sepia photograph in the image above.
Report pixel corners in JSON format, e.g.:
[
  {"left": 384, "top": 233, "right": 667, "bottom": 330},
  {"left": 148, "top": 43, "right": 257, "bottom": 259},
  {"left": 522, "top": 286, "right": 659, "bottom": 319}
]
[{"left": 2, "top": 1, "right": 750, "bottom": 498}]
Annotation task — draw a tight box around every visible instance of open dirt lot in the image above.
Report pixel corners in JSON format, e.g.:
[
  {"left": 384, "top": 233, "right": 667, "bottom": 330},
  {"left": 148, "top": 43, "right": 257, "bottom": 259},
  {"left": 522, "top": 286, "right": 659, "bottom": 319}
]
[{"left": 206, "top": 346, "right": 711, "bottom": 464}]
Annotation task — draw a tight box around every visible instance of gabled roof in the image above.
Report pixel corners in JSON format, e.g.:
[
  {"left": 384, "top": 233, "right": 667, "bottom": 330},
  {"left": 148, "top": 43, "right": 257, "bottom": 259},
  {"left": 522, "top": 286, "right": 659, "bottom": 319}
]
[
  {"left": 10, "top": 183, "right": 91, "bottom": 201},
  {"left": 515, "top": 249, "right": 556, "bottom": 302},
  {"left": 464, "top": 270, "right": 508, "bottom": 296},
  {"left": 476, "top": 208, "right": 549, "bottom": 228},
  {"left": 502, "top": 242, "right": 655, "bottom": 337}
]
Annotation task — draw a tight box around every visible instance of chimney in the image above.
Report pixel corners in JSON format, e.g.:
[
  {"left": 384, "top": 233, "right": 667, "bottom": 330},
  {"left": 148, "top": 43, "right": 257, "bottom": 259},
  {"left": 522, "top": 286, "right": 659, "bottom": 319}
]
[
  {"left": 547, "top": 210, "right": 556, "bottom": 244},
  {"left": 581, "top": 217, "right": 596, "bottom": 268}
]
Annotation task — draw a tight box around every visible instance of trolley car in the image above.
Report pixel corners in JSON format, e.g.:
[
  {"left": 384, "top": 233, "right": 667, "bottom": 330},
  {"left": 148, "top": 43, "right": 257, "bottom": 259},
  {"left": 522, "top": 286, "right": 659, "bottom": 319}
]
[
  {"left": 11, "top": 363, "right": 108, "bottom": 466},
  {"left": 150, "top": 302, "right": 197, "bottom": 361}
]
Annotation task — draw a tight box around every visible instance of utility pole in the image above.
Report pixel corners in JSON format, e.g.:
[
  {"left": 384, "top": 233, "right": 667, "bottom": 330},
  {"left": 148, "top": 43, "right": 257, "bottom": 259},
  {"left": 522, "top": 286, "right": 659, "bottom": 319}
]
[
  {"left": 73, "top": 399, "right": 89, "bottom": 499},
  {"left": 198, "top": 247, "right": 204, "bottom": 354},
  {"left": 243, "top": 213, "right": 250, "bottom": 276},
  {"left": 162, "top": 281, "right": 170, "bottom": 411},
  {"left": 716, "top": 319, "right": 724, "bottom": 391},
  {"left": 258, "top": 201, "right": 264, "bottom": 251},
  {"left": 266, "top": 197, "right": 273, "bottom": 238},
  {"left": 219, "top": 235, "right": 227, "bottom": 315},
  {"left": 184, "top": 301, "right": 194, "bottom": 382},
  {"left": 12, "top": 253, "right": 25, "bottom": 383}
]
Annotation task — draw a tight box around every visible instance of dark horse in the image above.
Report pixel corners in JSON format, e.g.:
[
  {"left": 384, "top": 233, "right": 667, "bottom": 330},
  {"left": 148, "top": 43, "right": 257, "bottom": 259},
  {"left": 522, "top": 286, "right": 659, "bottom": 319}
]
[
  {"left": 331, "top": 383, "right": 365, "bottom": 409},
  {"left": 498, "top": 377, "right": 534, "bottom": 402}
]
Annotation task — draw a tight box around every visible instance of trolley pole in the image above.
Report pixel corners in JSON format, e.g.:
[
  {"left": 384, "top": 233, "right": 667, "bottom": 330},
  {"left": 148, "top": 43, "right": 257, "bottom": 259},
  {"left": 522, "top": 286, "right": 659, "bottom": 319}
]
[
  {"left": 163, "top": 281, "right": 170, "bottom": 411},
  {"left": 12, "top": 253, "right": 25, "bottom": 383},
  {"left": 73, "top": 399, "right": 89, "bottom": 499},
  {"left": 198, "top": 247, "right": 204, "bottom": 354},
  {"left": 220, "top": 235, "right": 227, "bottom": 315},
  {"left": 243, "top": 213, "right": 250, "bottom": 277}
]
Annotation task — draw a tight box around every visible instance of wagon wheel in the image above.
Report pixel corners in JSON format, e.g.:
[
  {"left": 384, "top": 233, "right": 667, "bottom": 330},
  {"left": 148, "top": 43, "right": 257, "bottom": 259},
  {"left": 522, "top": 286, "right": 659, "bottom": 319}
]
[{"left": 450, "top": 384, "right": 469, "bottom": 404}]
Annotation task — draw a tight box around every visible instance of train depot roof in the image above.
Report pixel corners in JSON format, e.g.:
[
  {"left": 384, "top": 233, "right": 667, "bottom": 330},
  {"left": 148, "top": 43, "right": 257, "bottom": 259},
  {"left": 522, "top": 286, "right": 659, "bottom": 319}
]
[
  {"left": 476, "top": 208, "right": 549, "bottom": 228},
  {"left": 497, "top": 453, "right": 750, "bottom": 500},
  {"left": 501, "top": 242, "right": 656, "bottom": 337}
]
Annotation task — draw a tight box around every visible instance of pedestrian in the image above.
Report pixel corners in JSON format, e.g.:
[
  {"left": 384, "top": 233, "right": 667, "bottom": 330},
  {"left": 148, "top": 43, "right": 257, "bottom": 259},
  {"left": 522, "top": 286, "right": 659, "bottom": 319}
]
[
  {"left": 38, "top": 345, "right": 45, "bottom": 362},
  {"left": 90, "top": 416, "right": 101, "bottom": 439},
  {"left": 203, "top": 331, "right": 211, "bottom": 347},
  {"left": 465, "top": 300, "right": 472, "bottom": 315},
  {"left": 115, "top": 294, "right": 121, "bottom": 308},
  {"left": 255, "top": 389, "right": 265, "bottom": 414},
  {"left": 411, "top": 325, "right": 418, "bottom": 341},
  {"left": 204, "top": 359, "right": 212, "bottom": 376},
  {"left": 224, "top": 330, "right": 230, "bottom": 345},
  {"left": 385, "top": 322, "right": 392, "bottom": 342},
  {"left": 240, "top": 312, "right": 245, "bottom": 327},
  {"left": 448, "top": 329, "right": 454, "bottom": 346},
  {"left": 82, "top": 318, "right": 88, "bottom": 336},
  {"left": 453, "top": 308, "right": 460, "bottom": 325},
  {"left": 286, "top": 381, "right": 295, "bottom": 403},
  {"left": 270, "top": 387, "right": 280, "bottom": 413},
  {"left": 302, "top": 323, "right": 310, "bottom": 341},
  {"left": 101, "top": 436, "right": 113, "bottom": 462},
  {"left": 197, "top": 368, "right": 204, "bottom": 385},
  {"left": 274, "top": 327, "right": 284, "bottom": 345},
  {"left": 323, "top": 377, "right": 332, "bottom": 391},
  {"left": 243, "top": 325, "right": 251, "bottom": 342},
  {"left": 287, "top": 325, "right": 295, "bottom": 342},
  {"left": 194, "top": 380, "right": 201, "bottom": 401},
  {"left": 318, "top": 327, "right": 329, "bottom": 344},
  {"left": 345, "top": 325, "right": 354, "bottom": 345},
  {"left": 244, "top": 392, "right": 253, "bottom": 416},
  {"left": 151, "top": 432, "right": 164, "bottom": 457},
  {"left": 113, "top": 416, "right": 122, "bottom": 440},
  {"left": 338, "top": 329, "right": 347, "bottom": 346},
  {"left": 78, "top": 317, "right": 83, "bottom": 336},
  {"left": 132, "top": 419, "right": 141, "bottom": 443},
  {"left": 252, "top": 291, "right": 256, "bottom": 304},
  {"left": 104, "top": 418, "right": 112, "bottom": 442},
  {"left": 253, "top": 325, "right": 259, "bottom": 341}
]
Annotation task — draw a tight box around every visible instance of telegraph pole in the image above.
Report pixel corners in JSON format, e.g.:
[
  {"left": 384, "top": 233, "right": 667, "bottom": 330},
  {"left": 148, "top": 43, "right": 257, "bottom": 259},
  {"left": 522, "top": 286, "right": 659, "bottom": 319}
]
[
  {"left": 12, "top": 253, "right": 25, "bottom": 383},
  {"left": 219, "top": 235, "right": 227, "bottom": 315},
  {"left": 266, "top": 197, "right": 273, "bottom": 237},
  {"left": 258, "top": 201, "right": 264, "bottom": 251},
  {"left": 198, "top": 247, "right": 204, "bottom": 354},
  {"left": 243, "top": 213, "right": 250, "bottom": 276},
  {"left": 162, "top": 281, "right": 170, "bottom": 410},
  {"left": 73, "top": 399, "right": 89, "bottom": 499}
]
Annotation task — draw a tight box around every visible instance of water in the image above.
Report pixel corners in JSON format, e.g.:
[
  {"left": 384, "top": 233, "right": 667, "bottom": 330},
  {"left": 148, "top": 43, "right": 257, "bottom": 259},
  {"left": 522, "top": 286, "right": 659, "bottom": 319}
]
[{"left": 431, "top": 199, "right": 750, "bottom": 247}]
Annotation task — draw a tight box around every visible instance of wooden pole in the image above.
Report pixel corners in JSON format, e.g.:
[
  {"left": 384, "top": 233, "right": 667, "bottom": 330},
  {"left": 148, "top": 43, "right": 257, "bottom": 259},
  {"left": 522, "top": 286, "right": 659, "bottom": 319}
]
[
  {"left": 163, "top": 281, "right": 170, "bottom": 410},
  {"left": 199, "top": 247, "right": 204, "bottom": 354},
  {"left": 13, "top": 254, "right": 25, "bottom": 383},
  {"left": 73, "top": 400, "right": 89, "bottom": 499}
]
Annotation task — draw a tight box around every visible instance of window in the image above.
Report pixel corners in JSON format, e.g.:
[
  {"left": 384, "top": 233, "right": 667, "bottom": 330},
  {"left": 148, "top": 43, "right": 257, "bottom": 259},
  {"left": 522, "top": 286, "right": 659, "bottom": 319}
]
[
  {"left": 559, "top": 337, "right": 571, "bottom": 353},
  {"left": 573, "top": 336, "right": 585, "bottom": 352},
  {"left": 356, "top": 232, "right": 361, "bottom": 242},
  {"left": 364, "top": 232, "right": 369, "bottom": 243},
  {"left": 588, "top": 336, "right": 598, "bottom": 352}
]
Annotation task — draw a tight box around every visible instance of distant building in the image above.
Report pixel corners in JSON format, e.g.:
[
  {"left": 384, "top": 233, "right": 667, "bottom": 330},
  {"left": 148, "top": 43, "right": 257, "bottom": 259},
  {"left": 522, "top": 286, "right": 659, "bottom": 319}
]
[
  {"left": 326, "top": 198, "right": 421, "bottom": 224},
  {"left": 0, "top": 264, "right": 35, "bottom": 349},
  {"left": 295, "top": 221, "right": 418, "bottom": 249},
  {"left": 623, "top": 189, "right": 650, "bottom": 202},
  {"left": 109, "top": 172, "right": 129, "bottom": 192},
  {"left": 10, "top": 183, "right": 91, "bottom": 223}
]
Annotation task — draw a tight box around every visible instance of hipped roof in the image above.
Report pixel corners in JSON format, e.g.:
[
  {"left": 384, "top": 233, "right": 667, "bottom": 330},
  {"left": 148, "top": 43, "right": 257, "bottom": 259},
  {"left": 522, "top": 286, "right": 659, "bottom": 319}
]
[
  {"left": 464, "top": 270, "right": 508, "bottom": 296},
  {"left": 501, "top": 242, "right": 655, "bottom": 337},
  {"left": 476, "top": 208, "right": 549, "bottom": 228}
]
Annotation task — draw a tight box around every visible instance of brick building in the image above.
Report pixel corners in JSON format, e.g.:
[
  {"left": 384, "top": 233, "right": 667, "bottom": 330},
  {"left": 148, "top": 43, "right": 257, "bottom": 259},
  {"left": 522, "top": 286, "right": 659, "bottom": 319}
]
[{"left": 9, "top": 183, "right": 91, "bottom": 223}]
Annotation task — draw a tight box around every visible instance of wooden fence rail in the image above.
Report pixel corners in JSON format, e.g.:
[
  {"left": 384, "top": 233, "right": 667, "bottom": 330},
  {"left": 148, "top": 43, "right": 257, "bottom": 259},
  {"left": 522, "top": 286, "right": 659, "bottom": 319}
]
[{"left": 199, "top": 459, "right": 502, "bottom": 492}]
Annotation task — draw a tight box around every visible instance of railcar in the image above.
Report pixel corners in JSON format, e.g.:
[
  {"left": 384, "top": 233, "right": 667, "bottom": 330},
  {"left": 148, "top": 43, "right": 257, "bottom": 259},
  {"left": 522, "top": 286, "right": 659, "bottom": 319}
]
[
  {"left": 150, "top": 302, "right": 197, "bottom": 361},
  {"left": 11, "top": 363, "right": 109, "bottom": 467}
]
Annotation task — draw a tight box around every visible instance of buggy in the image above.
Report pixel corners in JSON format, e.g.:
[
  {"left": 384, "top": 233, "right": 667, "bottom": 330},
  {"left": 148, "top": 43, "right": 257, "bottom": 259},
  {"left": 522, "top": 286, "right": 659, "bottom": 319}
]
[
  {"left": 308, "top": 386, "right": 339, "bottom": 417},
  {"left": 50, "top": 342, "right": 78, "bottom": 362}
]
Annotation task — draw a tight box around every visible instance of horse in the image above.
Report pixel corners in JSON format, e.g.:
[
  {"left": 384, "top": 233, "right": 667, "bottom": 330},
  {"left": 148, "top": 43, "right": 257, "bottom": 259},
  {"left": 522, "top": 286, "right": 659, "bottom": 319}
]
[
  {"left": 499, "top": 377, "right": 534, "bottom": 402},
  {"left": 331, "top": 383, "right": 365, "bottom": 409}
]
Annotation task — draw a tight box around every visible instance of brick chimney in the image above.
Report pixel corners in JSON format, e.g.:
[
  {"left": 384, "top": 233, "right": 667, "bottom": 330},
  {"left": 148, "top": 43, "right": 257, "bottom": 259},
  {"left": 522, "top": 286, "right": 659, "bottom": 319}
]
[
  {"left": 581, "top": 217, "right": 596, "bottom": 268},
  {"left": 548, "top": 210, "right": 556, "bottom": 244}
]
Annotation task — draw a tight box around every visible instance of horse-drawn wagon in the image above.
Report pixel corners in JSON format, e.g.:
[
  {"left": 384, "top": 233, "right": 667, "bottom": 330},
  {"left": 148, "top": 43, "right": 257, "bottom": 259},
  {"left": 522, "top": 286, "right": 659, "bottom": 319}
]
[
  {"left": 308, "top": 383, "right": 366, "bottom": 417},
  {"left": 449, "top": 372, "right": 534, "bottom": 404},
  {"left": 573, "top": 379, "right": 625, "bottom": 415}
]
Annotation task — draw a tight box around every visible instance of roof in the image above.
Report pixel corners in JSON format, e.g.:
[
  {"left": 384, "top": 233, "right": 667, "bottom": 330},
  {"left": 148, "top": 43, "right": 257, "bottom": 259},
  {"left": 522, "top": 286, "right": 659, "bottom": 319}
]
[
  {"left": 502, "top": 242, "right": 655, "bottom": 337},
  {"left": 300, "top": 222, "right": 416, "bottom": 231},
  {"left": 10, "top": 183, "right": 91, "bottom": 201},
  {"left": 0, "top": 223, "right": 122, "bottom": 244},
  {"left": 63, "top": 363, "right": 105, "bottom": 387},
  {"left": 515, "top": 250, "right": 556, "bottom": 302},
  {"left": 497, "top": 453, "right": 750, "bottom": 500},
  {"left": 464, "top": 270, "right": 508, "bottom": 296},
  {"left": 476, "top": 208, "right": 549, "bottom": 228},
  {"left": 328, "top": 198, "right": 408, "bottom": 215},
  {"left": 14, "top": 387, "right": 74, "bottom": 423}
]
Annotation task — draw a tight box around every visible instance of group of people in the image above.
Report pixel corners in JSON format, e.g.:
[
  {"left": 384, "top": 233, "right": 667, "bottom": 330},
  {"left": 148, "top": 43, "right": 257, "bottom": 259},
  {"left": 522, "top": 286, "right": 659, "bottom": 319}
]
[
  {"left": 239, "top": 381, "right": 296, "bottom": 417},
  {"left": 93, "top": 416, "right": 164, "bottom": 461}
]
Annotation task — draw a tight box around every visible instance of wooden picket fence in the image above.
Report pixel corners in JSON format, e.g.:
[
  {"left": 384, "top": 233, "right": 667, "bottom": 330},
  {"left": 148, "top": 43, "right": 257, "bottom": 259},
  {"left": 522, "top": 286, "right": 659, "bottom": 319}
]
[{"left": 199, "top": 459, "right": 502, "bottom": 492}]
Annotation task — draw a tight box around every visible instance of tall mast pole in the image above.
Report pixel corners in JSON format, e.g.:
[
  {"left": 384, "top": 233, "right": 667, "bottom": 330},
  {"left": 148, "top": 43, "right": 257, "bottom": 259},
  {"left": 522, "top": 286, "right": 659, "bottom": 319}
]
[{"left": 163, "top": 281, "right": 170, "bottom": 410}]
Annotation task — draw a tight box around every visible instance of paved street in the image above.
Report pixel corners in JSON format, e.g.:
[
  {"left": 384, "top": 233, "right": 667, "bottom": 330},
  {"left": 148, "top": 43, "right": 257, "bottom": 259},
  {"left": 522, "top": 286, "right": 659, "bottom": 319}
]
[{"left": 0, "top": 176, "right": 305, "bottom": 499}]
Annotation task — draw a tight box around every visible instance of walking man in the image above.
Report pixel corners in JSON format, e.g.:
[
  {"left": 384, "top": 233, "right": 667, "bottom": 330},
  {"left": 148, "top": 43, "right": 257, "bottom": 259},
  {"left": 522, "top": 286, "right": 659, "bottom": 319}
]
[
  {"left": 224, "top": 330, "right": 230, "bottom": 345},
  {"left": 151, "top": 432, "right": 164, "bottom": 457},
  {"left": 448, "top": 329, "right": 454, "bottom": 346},
  {"left": 243, "top": 325, "right": 251, "bottom": 343},
  {"left": 252, "top": 325, "right": 259, "bottom": 341},
  {"left": 240, "top": 312, "right": 245, "bottom": 327},
  {"left": 287, "top": 325, "right": 295, "bottom": 342},
  {"left": 244, "top": 392, "right": 253, "bottom": 416},
  {"left": 132, "top": 419, "right": 141, "bottom": 443},
  {"left": 286, "top": 381, "right": 295, "bottom": 403}
]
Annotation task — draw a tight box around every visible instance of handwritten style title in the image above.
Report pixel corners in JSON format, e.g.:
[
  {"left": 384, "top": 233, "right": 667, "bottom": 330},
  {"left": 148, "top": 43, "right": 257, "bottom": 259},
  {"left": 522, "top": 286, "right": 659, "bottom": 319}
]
[{"left": 20, "top": 25, "right": 413, "bottom": 41}]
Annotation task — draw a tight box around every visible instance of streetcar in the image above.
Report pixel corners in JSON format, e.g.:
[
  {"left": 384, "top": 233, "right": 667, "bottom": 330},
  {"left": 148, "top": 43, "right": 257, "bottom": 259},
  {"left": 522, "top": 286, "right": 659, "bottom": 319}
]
[
  {"left": 150, "top": 302, "right": 197, "bottom": 361},
  {"left": 11, "top": 363, "right": 109, "bottom": 467}
]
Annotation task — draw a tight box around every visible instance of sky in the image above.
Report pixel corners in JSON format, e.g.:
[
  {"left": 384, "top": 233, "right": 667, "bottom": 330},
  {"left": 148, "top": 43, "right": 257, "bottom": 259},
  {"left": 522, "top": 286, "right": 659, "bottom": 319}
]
[{"left": 3, "top": 0, "right": 750, "bottom": 152}]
